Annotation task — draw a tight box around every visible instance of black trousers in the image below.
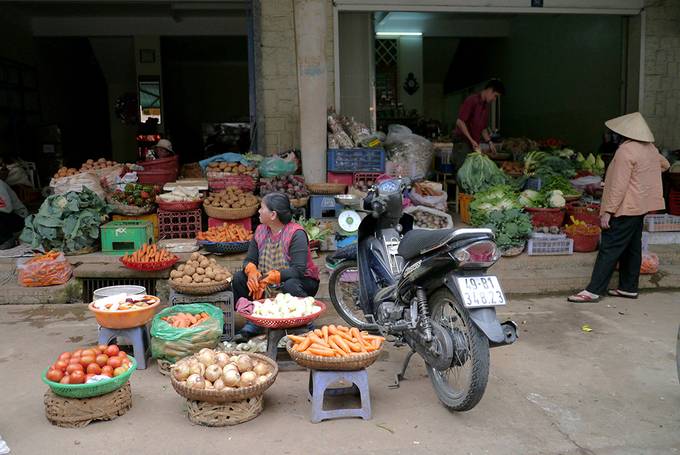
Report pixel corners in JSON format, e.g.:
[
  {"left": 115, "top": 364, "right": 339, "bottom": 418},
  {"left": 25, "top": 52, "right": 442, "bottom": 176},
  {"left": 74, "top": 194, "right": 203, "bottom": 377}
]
[
  {"left": 231, "top": 270, "right": 320, "bottom": 303},
  {"left": 586, "top": 215, "right": 644, "bottom": 295}
]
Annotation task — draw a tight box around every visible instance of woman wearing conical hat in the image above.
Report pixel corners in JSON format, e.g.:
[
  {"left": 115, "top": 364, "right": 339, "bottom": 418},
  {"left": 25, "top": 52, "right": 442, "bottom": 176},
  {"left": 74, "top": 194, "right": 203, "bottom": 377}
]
[{"left": 568, "top": 112, "right": 670, "bottom": 303}]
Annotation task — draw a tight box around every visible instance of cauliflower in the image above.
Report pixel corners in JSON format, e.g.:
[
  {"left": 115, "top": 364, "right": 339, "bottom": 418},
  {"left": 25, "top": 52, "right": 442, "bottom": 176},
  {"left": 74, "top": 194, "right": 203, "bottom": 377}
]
[
  {"left": 519, "top": 189, "right": 540, "bottom": 208},
  {"left": 548, "top": 190, "right": 566, "bottom": 208}
]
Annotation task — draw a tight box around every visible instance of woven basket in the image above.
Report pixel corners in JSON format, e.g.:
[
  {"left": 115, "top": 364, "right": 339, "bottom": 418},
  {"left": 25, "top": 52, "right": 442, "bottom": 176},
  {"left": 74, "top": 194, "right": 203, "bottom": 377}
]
[
  {"left": 187, "top": 395, "right": 263, "bottom": 426},
  {"left": 204, "top": 203, "right": 259, "bottom": 220},
  {"left": 239, "top": 300, "right": 326, "bottom": 329},
  {"left": 501, "top": 241, "right": 526, "bottom": 257},
  {"left": 169, "top": 277, "right": 232, "bottom": 295},
  {"left": 290, "top": 197, "right": 309, "bottom": 208},
  {"left": 563, "top": 193, "right": 583, "bottom": 203},
  {"left": 120, "top": 255, "right": 179, "bottom": 271},
  {"left": 44, "top": 383, "right": 132, "bottom": 428},
  {"left": 198, "top": 240, "right": 250, "bottom": 254},
  {"left": 157, "top": 359, "right": 172, "bottom": 376},
  {"left": 157, "top": 199, "right": 203, "bottom": 212},
  {"left": 42, "top": 356, "right": 137, "bottom": 398},
  {"left": 106, "top": 196, "right": 156, "bottom": 216},
  {"left": 307, "top": 183, "right": 347, "bottom": 195},
  {"left": 170, "top": 352, "right": 278, "bottom": 403},
  {"left": 285, "top": 340, "right": 382, "bottom": 371}
]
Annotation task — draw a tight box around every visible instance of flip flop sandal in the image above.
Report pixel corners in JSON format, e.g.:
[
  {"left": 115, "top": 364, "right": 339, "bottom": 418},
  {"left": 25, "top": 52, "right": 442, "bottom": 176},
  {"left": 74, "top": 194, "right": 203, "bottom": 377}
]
[
  {"left": 567, "top": 291, "right": 601, "bottom": 303},
  {"left": 607, "top": 289, "right": 638, "bottom": 299}
]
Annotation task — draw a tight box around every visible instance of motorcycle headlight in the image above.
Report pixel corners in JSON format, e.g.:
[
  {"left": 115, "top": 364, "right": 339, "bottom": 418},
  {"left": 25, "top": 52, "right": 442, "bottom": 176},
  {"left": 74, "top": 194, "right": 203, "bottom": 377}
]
[{"left": 452, "top": 240, "right": 501, "bottom": 268}]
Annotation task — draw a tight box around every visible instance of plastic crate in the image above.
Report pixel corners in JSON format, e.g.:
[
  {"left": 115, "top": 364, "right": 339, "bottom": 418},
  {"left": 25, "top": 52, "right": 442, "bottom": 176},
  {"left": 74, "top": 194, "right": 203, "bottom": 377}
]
[
  {"left": 310, "top": 195, "right": 340, "bottom": 219},
  {"left": 327, "top": 172, "right": 354, "bottom": 186},
  {"left": 101, "top": 221, "right": 154, "bottom": 255},
  {"left": 644, "top": 214, "right": 680, "bottom": 232},
  {"left": 112, "top": 213, "right": 159, "bottom": 241},
  {"left": 527, "top": 236, "right": 574, "bottom": 256},
  {"left": 327, "top": 148, "right": 385, "bottom": 173},
  {"left": 208, "top": 216, "right": 252, "bottom": 231},
  {"left": 353, "top": 172, "right": 382, "bottom": 187},
  {"left": 158, "top": 208, "right": 202, "bottom": 239}
]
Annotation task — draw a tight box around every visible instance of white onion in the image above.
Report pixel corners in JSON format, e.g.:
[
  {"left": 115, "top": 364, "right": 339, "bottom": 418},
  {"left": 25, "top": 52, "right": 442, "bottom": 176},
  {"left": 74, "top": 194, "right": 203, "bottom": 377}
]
[
  {"left": 215, "top": 352, "right": 230, "bottom": 368},
  {"left": 172, "top": 363, "right": 191, "bottom": 381},
  {"left": 187, "top": 374, "right": 205, "bottom": 389},
  {"left": 222, "top": 368, "right": 240, "bottom": 387},
  {"left": 239, "top": 371, "right": 257, "bottom": 387},
  {"left": 256, "top": 375, "right": 269, "bottom": 385},
  {"left": 204, "top": 380, "right": 214, "bottom": 389},
  {"left": 229, "top": 356, "right": 239, "bottom": 363},
  {"left": 187, "top": 359, "right": 204, "bottom": 377},
  {"left": 253, "top": 362, "right": 270, "bottom": 377},
  {"left": 213, "top": 378, "right": 226, "bottom": 391},
  {"left": 205, "top": 364, "right": 222, "bottom": 382},
  {"left": 236, "top": 355, "right": 253, "bottom": 373},
  {"left": 198, "top": 349, "right": 217, "bottom": 367}
]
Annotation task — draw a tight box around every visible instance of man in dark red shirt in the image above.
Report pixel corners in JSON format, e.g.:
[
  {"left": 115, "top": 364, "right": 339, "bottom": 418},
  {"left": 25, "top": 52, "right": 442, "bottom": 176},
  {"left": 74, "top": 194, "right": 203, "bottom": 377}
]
[{"left": 453, "top": 79, "right": 505, "bottom": 159}]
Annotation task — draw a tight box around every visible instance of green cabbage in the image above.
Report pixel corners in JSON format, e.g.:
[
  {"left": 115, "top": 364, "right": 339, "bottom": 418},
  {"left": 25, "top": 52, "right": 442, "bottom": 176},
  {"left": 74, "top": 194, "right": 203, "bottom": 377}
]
[{"left": 457, "top": 152, "right": 506, "bottom": 194}]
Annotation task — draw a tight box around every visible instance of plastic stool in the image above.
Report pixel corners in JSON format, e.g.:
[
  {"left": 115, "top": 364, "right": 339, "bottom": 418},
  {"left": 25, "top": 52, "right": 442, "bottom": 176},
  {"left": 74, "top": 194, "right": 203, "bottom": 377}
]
[
  {"left": 307, "top": 369, "right": 371, "bottom": 423},
  {"left": 170, "top": 290, "right": 235, "bottom": 340},
  {"left": 98, "top": 326, "right": 150, "bottom": 370}
]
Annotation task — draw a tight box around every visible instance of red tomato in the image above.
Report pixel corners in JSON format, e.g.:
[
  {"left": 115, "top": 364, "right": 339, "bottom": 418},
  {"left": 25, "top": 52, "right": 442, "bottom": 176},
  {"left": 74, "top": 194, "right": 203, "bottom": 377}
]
[
  {"left": 95, "top": 354, "right": 109, "bottom": 367},
  {"left": 118, "top": 350, "right": 127, "bottom": 359},
  {"left": 58, "top": 352, "right": 71, "bottom": 361},
  {"left": 101, "top": 366, "right": 114, "bottom": 377},
  {"left": 59, "top": 375, "right": 71, "bottom": 384},
  {"left": 107, "top": 357, "right": 122, "bottom": 368},
  {"left": 47, "top": 369, "right": 64, "bottom": 382},
  {"left": 113, "top": 367, "right": 127, "bottom": 377},
  {"left": 81, "top": 349, "right": 96, "bottom": 358},
  {"left": 70, "top": 371, "right": 85, "bottom": 384},
  {"left": 54, "top": 360, "right": 68, "bottom": 371},
  {"left": 80, "top": 355, "right": 96, "bottom": 367},
  {"left": 72, "top": 349, "right": 83, "bottom": 357},
  {"left": 105, "top": 345, "right": 120, "bottom": 357},
  {"left": 85, "top": 373, "right": 95, "bottom": 382},
  {"left": 86, "top": 363, "right": 102, "bottom": 375},
  {"left": 68, "top": 356, "right": 81, "bottom": 365},
  {"left": 97, "top": 344, "right": 109, "bottom": 353},
  {"left": 66, "top": 363, "right": 84, "bottom": 374},
  {"left": 121, "top": 358, "right": 131, "bottom": 367}
]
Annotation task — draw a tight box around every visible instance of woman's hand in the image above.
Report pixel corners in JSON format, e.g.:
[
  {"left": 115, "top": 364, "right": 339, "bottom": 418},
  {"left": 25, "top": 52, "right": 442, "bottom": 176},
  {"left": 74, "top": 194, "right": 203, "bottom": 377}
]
[
  {"left": 260, "top": 270, "right": 281, "bottom": 286},
  {"left": 245, "top": 262, "right": 261, "bottom": 297},
  {"left": 601, "top": 213, "right": 611, "bottom": 229}
]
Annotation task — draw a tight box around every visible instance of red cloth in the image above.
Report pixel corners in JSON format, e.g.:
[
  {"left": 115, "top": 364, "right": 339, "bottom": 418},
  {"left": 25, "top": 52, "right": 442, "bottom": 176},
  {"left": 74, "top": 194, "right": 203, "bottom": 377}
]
[{"left": 453, "top": 93, "right": 489, "bottom": 144}]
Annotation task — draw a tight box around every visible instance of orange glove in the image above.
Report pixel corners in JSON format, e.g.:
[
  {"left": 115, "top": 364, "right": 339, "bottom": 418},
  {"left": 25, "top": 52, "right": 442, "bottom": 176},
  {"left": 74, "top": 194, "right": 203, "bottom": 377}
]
[
  {"left": 244, "top": 262, "right": 261, "bottom": 297},
  {"left": 260, "top": 270, "right": 281, "bottom": 286}
]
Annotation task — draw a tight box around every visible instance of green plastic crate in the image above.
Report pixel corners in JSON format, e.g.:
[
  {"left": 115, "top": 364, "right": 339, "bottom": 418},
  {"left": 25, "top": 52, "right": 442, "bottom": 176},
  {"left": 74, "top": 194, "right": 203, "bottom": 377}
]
[{"left": 101, "top": 220, "right": 153, "bottom": 255}]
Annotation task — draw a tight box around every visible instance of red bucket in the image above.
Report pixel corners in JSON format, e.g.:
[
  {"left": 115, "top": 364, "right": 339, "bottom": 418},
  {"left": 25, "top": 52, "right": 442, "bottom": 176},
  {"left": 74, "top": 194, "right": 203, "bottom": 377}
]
[
  {"left": 567, "top": 231, "right": 600, "bottom": 252},
  {"left": 137, "top": 155, "right": 179, "bottom": 173},
  {"left": 136, "top": 169, "right": 178, "bottom": 185},
  {"left": 524, "top": 207, "right": 565, "bottom": 227},
  {"left": 566, "top": 201, "right": 600, "bottom": 226}
]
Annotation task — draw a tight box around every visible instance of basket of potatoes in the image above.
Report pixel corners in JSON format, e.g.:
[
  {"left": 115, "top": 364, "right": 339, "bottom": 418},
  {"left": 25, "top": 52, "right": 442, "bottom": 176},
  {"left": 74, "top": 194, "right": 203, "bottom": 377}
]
[
  {"left": 169, "top": 252, "right": 233, "bottom": 295},
  {"left": 203, "top": 187, "right": 260, "bottom": 220}
]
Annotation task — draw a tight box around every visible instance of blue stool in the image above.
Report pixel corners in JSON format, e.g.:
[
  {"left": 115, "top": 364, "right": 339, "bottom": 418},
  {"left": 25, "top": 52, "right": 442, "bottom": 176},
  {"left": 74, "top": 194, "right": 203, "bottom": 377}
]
[
  {"left": 307, "top": 369, "right": 371, "bottom": 423},
  {"left": 98, "top": 325, "right": 150, "bottom": 370}
]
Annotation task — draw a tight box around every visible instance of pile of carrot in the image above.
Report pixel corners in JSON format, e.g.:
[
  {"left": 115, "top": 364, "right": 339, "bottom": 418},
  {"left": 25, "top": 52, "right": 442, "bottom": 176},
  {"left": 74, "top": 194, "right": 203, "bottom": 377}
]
[
  {"left": 19, "top": 250, "right": 72, "bottom": 287},
  {"left": 123, "top": 244, "right": 174, "bottom": 263},
  {"left": 197, "top": 223, "right": 253, "bottom": 243},
  {"left": 161, "top": 312, "right": 211, "bottom": 328},
  {"left": 288, "top": 325, "right": 384, "bottom": 357}
]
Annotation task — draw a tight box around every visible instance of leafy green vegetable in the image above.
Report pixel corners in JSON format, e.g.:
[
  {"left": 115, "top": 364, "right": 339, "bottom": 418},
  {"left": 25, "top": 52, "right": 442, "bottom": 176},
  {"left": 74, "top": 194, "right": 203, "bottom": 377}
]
[
  {"left": 480, "top": 209, "right": 533, "bottom": 251},
  {"left": 541, "top": 175, "right": 580, "bottom": 196},
  {"left": 519, "top": 188, "right": 566, "bottom": 208},
  {"left": 457, "top": 152, "right": 506, "bottom": 194},
  {"left": 470, "top": 185, "right": 521, "bottom": 226},
  {"left": 524, "top": 150, "right": 576, "bottom": 179},
  {"left": 20, "top": 188, "right": 110, "bottom": 253},
  {"left": 295, "top": 216, "right": 332, "bottom": 242}
]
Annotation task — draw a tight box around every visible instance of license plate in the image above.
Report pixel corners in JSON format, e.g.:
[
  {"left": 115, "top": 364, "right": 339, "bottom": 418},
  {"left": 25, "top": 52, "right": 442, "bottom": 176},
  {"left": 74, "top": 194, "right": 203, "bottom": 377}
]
[{"left": 456, "top": 276, "right": 506, "bottom": 308}]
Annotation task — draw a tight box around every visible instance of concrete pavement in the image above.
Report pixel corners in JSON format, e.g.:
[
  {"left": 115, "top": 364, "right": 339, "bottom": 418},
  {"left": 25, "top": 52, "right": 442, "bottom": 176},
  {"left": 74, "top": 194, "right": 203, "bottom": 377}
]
[{"left": 0, "top": 292, "right": 679, "bottom": 454}]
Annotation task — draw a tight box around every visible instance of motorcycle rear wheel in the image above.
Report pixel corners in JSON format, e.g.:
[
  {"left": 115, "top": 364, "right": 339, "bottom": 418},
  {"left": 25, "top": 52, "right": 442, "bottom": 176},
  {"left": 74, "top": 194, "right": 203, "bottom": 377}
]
[
  {"left": 328, "top": 260, "right": 376, "bottom": 331},
  {"left": 426, "top": 288, "right": 490, "bottom": 412}
]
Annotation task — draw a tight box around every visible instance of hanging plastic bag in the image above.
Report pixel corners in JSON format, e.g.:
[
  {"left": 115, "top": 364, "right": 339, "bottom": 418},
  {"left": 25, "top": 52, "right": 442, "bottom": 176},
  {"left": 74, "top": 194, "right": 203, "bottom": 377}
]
[
  {"left": 640, "top": 253, "right": 659, "bottom": 274},
  {"left": 383, "top": 124, "right": 434, "bottom": 179},
  {"left": 259, "top": 157, "right": 297, "bottom": 178},
  {"left": 150, "top": 303, "right": 224, "bottom": 363},
  {"left": 49, "top": 172, "right": 106, "bottom": 200},
  {"left": 17, "top": 251, "right": 73, "bottom": 287}
]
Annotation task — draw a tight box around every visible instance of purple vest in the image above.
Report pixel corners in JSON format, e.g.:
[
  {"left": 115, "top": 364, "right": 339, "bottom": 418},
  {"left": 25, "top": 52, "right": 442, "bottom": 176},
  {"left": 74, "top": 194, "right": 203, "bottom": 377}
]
[{"left": 254, "top": 222, "right": 320, "bottom": 281}]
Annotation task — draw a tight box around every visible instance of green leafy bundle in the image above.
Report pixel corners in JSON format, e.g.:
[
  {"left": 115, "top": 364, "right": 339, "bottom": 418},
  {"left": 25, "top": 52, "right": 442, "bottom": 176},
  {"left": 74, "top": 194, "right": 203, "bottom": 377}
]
[
  {"left": 457, "top": 152, "right": 506, "bottom": 194},
  {"left": 295, "top": 216, "right": 332, "bottom": 242},
  {"left": 540, "top": 175, "right": 580, "bottom": 197},
  {"left": 20, "top": 188, "right": 111, "bottom": 253},
  {"left": 481, "top": 209, "right": 533, "bottom": 251},
  {"left": 469, "top": 185, "right": 521, "bottom": 226}
]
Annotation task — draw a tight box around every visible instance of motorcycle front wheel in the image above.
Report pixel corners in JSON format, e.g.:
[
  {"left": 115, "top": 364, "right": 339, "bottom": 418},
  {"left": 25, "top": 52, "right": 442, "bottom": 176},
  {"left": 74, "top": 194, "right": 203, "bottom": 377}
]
[
  {"left": 328, "top": 260, "right": 376, "bottom": 331},
  {"left": 426, "top": 288, "right": 490, "bottom": 412}
]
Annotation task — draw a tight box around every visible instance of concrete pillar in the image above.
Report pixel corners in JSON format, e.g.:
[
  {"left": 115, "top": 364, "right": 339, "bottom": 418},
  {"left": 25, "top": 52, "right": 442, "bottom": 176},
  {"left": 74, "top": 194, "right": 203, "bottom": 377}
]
[{"left": 295, "top": 0, "right": 327, "bottom": 183}]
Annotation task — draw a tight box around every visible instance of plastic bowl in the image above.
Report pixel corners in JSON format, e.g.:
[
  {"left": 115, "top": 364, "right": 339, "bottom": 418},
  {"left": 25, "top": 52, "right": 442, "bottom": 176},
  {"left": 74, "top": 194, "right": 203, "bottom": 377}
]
[
  {"left": 88, "top": 296, "right": 161, "bottom": 329},
  {"left": 42, "top": 355, "right": 137, "bottom": 398}
]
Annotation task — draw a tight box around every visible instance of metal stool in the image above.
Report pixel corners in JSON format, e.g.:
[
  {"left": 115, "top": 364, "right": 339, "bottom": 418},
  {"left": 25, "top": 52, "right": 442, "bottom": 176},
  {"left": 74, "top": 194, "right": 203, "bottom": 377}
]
[
  {"left": 98, "top": 325, "right": 150, "bottom": 369},
  {"left": 170, "top": 290, "right": 235, "bottom": 340},
  {"left": 307, "top": 369, "right": 371, "bottom": 423}
]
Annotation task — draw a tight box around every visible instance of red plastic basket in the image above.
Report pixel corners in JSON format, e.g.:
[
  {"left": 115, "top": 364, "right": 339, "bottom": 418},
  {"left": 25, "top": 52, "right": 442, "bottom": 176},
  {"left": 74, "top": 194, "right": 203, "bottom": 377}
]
[
  {"left": 156, "top": 198, "right": 203, "bottom": 212},
  {"left": 137, "top": 155, "right": 179, "bottom": 172},
  {"left": 119, "top": 255, "right": 179, "bottom": 271},
  {"left": 239, "top": 300, "right": 327, "bottom": 329},
  {"left": 136, "top": 169, "right": 178, "bottom": 185},
  {"left": 566, "top": 232, "right": 600, "bottom": 252},
  {"left": 566, "top": 202, "right": 600, "bottom": 226},
  {"left": 158, "top": 208, "right": 202, "bottom": 239},
  {"left": 525, "top": 207, "right": 565, "bottom": 227}
]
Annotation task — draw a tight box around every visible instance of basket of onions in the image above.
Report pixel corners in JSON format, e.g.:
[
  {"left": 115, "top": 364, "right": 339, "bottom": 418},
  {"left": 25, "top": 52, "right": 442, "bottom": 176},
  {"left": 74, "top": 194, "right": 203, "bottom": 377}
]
[{"left": 169, "top": 349, "right": 278, "bottom": 403}]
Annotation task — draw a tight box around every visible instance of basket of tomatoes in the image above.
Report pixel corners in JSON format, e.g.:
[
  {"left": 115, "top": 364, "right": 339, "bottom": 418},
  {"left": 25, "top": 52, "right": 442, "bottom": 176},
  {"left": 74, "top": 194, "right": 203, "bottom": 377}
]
[{"left": 42, "top": 344, "right": 137, "bottom": 398}]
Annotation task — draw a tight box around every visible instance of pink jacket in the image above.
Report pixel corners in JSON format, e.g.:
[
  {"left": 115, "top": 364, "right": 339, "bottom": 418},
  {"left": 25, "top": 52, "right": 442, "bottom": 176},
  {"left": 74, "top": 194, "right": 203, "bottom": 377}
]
[{"left": 600, "top": 141, "right": 670, "bottom": 217}]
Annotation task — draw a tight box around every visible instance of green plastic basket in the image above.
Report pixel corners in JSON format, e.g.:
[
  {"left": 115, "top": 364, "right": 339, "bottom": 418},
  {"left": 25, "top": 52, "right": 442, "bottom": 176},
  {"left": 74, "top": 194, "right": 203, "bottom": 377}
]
[{"left": 42, "top": 355, "right": 137, "bottom": 398}]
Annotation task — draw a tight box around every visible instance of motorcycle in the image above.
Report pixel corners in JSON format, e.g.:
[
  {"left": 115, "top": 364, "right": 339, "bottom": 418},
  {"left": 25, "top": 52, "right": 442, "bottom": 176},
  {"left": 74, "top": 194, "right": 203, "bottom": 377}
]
[{"left": 327, "top": 177, "right": 517, "bottom": 411}]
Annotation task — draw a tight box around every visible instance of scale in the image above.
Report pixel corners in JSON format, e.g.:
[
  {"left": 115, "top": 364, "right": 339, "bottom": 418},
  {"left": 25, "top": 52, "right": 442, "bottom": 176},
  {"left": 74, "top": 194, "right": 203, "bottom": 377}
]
[{"left": 333, "top": 194, "right": 364, "bottom": 245}]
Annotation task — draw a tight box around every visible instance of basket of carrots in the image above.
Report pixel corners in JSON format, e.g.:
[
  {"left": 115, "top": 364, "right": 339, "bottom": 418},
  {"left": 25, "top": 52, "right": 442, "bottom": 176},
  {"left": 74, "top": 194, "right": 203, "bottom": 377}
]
[
  {"left": 18, "top": 250, "right": 73, "bottom": 287},
  {"left": 197, "top": 223, "right": 253, "bottom": 254},
  {"left": 285, "top": 324, "right": 385, "bottom": 371},
  {"left": 120, "top": 244, "right": 179, "bottom": 271}
]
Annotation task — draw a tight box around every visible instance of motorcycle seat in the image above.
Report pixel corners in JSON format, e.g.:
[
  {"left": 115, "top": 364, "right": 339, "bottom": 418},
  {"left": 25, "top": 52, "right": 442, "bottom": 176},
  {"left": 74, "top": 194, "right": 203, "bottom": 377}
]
[{"left": 398, "top": 228, "right": 495, "bottom": 260}]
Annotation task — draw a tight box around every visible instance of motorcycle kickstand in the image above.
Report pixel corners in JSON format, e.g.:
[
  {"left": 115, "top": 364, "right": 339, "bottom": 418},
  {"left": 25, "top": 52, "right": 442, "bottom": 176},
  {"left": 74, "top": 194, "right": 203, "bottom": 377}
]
[{"left": 389, "top": 349, "right": 415, "bottom": 389}]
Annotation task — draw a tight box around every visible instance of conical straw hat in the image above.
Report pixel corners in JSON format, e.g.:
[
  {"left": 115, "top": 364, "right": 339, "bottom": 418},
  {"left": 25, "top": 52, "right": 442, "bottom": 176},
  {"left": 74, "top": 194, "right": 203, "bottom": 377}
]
[{"left": 604, "top": 112, "right": 655, "bottom": 142}]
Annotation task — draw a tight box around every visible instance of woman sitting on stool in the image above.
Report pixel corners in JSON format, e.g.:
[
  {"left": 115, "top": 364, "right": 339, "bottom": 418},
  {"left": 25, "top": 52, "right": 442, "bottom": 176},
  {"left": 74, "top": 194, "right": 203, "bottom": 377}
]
[{"left": 232, "top": 192, "right": 320, "bottom": 337}]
